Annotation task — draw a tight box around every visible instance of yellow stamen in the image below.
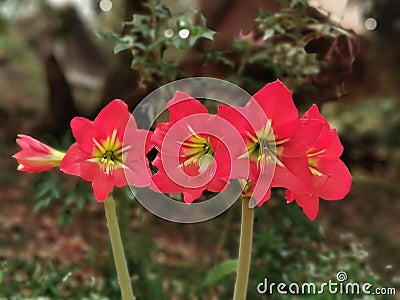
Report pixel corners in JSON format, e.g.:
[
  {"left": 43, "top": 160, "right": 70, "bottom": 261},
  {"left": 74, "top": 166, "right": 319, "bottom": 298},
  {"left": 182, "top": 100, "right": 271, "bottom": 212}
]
[
  {"left": 275, "top": 138, "right": 290, "bottom": 146},
  {"left": 245, "top": 131, "right": 259, "bottom": 143},
  {"left": 187, "top": 125, "right": 203, "bottom": 140},
  {"left": 110, "top": 130, "right": 118, "bottom": 147},
  {"left": 92, "top": 131, "right": 123, "bottom": 176},
  {"left": 93, "top": 138, "right": 106, "bottom": 153},
  {"left": 308, "top": 149, "right": 326, "bottom": 157},
  {"left": 309, "top": 166, "right": 323, "bottom": 176},
  {"left": 180, "top": 128, "right": 214, "bottom": 172}
]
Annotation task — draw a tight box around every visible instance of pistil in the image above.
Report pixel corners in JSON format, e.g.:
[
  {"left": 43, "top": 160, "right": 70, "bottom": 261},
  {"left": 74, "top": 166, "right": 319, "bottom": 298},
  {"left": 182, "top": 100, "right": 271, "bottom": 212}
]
[{"left": 242, "top": 124, "right": 284, "bottom": 170}]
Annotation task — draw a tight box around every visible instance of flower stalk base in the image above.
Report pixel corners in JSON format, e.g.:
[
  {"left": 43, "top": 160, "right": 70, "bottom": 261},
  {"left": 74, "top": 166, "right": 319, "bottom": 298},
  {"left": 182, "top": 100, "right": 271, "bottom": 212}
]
[
  {"left": 104, "top": 194, "right": 136, "bottom": 300},
  {"left": 233, "top": 197, "right": 254, "bottom": 300}
]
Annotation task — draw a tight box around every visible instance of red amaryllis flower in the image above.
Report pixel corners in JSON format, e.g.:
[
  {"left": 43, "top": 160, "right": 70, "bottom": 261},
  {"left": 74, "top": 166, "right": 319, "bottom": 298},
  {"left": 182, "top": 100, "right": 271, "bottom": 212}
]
[
  {"left": 13, "top": 135, "right": 65, "bottom": 172},
  {"left": 285, "top": 105, "right": 352, "bottom": 220},
  {"left": 60, "top": 99, "right": 153, "bottom": 202},
  {"left": 150, "top": 92, "right": 243, "bottom": 203},
  {"left": 218, "top": 80, "right": 322, "bottom": 206}
]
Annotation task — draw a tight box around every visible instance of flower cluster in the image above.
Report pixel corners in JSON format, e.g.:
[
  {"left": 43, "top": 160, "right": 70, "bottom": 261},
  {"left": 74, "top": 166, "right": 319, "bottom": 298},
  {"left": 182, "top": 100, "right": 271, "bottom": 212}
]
[
  {"left": 217, "top": 81, "right": 351, "bottom": 219},
  {"left": 13, "top": 80, "right": 351, "bottom": 219}
]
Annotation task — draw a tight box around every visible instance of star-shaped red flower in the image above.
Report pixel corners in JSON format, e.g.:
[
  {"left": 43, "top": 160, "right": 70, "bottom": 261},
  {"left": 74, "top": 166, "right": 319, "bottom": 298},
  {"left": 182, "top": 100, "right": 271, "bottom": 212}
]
[{"left": 61, "top": 99, "right": 153, "bottom": 202}]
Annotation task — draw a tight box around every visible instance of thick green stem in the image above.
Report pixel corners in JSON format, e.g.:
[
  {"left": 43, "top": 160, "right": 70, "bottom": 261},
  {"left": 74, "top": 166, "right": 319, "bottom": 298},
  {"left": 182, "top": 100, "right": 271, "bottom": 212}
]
[
  {"left": 233, "top": 198, "right": 254, "bottom": 300},
  {"left": 104, "top": 194, "right": 136, "bottom": 300}
]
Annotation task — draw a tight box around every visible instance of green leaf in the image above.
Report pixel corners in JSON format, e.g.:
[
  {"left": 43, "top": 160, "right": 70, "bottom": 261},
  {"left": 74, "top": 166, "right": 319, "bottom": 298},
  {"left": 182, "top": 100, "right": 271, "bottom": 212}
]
[
  {"left": 187, "top": 28, "right": 215, "bottom": 47},
  {"left": 256, "top": 9, "right": 273, "bottom": 22},
  {"left": 32, "top": 171, "right": 63, "bottom": 212},
  {"left": 263, "top": 28, "right": 275, "bottom": 40},
  {"left": 113, "top": 41, "right": 132, "bottom": 54},
  {"left": 33, "top": 196, "right": 52, "bottom": 212},
  {"left": 96, "top": 31, "right": 119, "bottom": 43},
  {"left": 200, "top": 28, "right": 216, "bottom": 41},
  {"left": 154, "top": 3, "right": 171, "bottom": 20},
  {"left": 202, "top": 259, "right": 238, "bottom": 287},
  {"left": 132, "top": 13, "right": 151, "bottom": 28},
  {"left": 98, "top": 31, "right": 133, "bottom": 54},
  {"left": 204, "top": 50, "right": 235, "bottom": 69},
  {"left": 290, "top": 0, "right": 309, "bottom": 8},
  {"left": 199, "top": 15, "right": 215, "bottom": 41}
]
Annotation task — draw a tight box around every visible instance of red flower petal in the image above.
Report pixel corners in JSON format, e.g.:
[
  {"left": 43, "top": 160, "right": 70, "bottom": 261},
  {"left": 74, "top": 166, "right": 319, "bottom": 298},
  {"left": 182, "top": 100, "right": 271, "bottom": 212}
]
[
  {"left": 94, "top": 99, "right": 131, "bottom": 141},
  {"left": 313, "top": 158, "right": 352, "bottom": 200},
  {"left": 61, "top": 144, "right": 91, "bottom": 167},
  {"left": 92, "top": 173, "right": 114, "bottom": 202},
  {"left": 302, "top": 104, "right": 323, "bottom": 121},
  {"left": 183, "top": 189, "right": 204, "bottom": 204},
  {"left": 217, "top": 105, "right": 254, "bottom": 138},
  {"left": 152, "top": 123, "right": 170, "bottom": 151},
  {"left": 285, "top": 158, "right": 351, "bottom": 220},
  {"left": 150, "top": 162, "right": 185, "bottom": 194},
  {"left": 285, "top": 189, "right": 295, "bottom": 203},
  {"left": 124, "top": 129, "right": 154, "bottom": 160},
  {"left": 251, "top": 80, "right": 299, "bottom": 130},
  {"left": 292, "top": 193, "right": 319, "bottom": 220},
  {"left": 167, "top": 92, "right": 208, "bottom": 123},
  {"left": 60, "top": 144, "right": 85, "bottom": 176},
  {"left": 124, "top": 162, "right": 152, "bottom": 188},
  {"left": 302, "top": 105, "right": 343, "bottom": 159},
  {"left": 70, "top": 117, "right": 96, "bottom": 154},
  {"left": 16, "top": 135, "right": 53, "bottom": 155},
  {"left": 61, "top": 144, "right": 100, "bottom": 182},
  {"left": 207, "top": 178, "right": 229, "bottom": 192},
  {"left": 271, "top": 119, "right": 299, "bottom": 142},
  {"left": 112, "top": 168, "right": 128, "bottom": 187},
  {"left": 13, "top": 158, "right": 60, "bottom": 172},
  {"left": 281, "top": 118, "right": 323, "bottom": 158},
  {"left": 272, "top": 156, "right": 313, "bottom": 194}
]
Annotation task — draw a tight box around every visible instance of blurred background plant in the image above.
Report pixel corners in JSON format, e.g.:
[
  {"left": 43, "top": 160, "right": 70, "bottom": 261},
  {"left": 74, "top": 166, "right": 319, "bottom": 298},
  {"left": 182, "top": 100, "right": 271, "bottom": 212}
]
[{"left": 0, "top": 0, "right": 399, "bottom": 299}]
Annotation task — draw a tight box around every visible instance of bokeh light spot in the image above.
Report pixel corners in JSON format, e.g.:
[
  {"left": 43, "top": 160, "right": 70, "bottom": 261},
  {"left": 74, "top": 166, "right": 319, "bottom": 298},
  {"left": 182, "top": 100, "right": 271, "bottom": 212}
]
[
  {"left": 99, "top": 0, "right": 112, "bottom": 12},
  {"left": 364, "top": 18, "right": 377, "bottom": 31}
]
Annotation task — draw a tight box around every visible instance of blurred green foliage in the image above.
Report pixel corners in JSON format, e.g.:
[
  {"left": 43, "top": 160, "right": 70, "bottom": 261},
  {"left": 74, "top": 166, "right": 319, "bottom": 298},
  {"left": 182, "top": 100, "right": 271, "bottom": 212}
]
[
  {"left": 0, "top": 204, "right": 392, "bottom": 299},
  {"left": 99, "top": 0, "right": 345, "bottom": 95},
  {"left": 324, "top": 97, "right": 400, "bottom": 150},
  {"left": 0, "top": 259, "right": 107, "bottom": 299},
  {"left": 197, "top": 192, "right": 389, "bottom": 299},
  {"left": 99, "top": 1, "right": 215, "bottom": 87},
  {"left": 33, "top": 171, "right": 95, "bottom": 227},
  {"left": 227, "top": 6, "right": 324, "bottom": 92},
  {"left": 323, "top": 97, "right": 400, "bottom": 180}
]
